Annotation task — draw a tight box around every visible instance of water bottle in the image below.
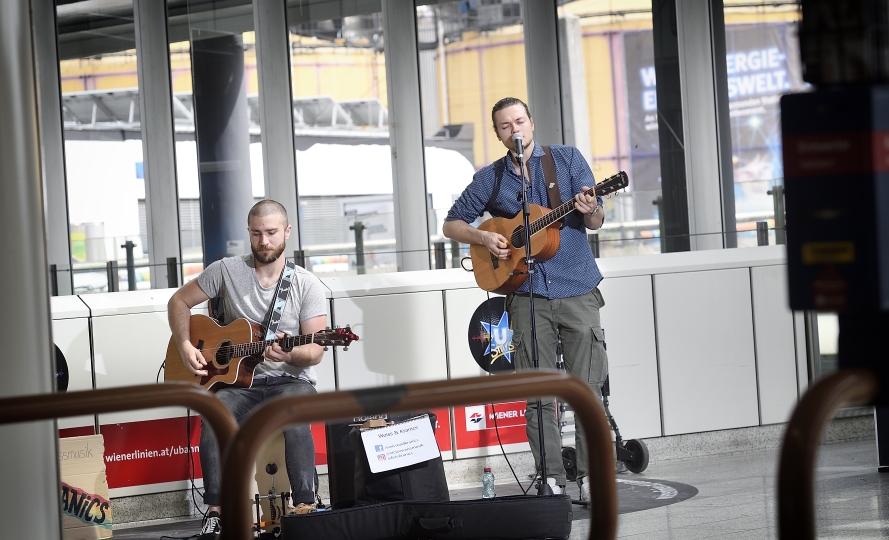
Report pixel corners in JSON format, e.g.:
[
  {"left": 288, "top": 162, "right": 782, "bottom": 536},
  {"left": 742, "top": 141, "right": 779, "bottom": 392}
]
[{"left": 481, "top": 467, "right": 496, "bottom": 498}]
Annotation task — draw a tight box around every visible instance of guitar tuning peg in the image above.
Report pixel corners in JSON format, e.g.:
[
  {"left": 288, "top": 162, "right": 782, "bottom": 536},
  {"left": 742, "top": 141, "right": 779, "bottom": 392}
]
[
  {"left": 343, "top": 346, "right": 349, "bottom": 352},
  {"left": 323, "top": 346, "right": 329, "bottom": 351}
]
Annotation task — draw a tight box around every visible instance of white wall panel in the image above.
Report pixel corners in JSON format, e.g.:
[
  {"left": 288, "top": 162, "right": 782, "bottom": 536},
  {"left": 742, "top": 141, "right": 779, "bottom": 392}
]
[
  {"left": 598, "top": 276, "right": 662, "bottom": 439},
  {"left": 655, "top": 268, "right": 759, "bottom": 435},
  {"left": 445, "top": 289, "right": 504, "bottom": 379},
  {"left": 332, "top": 292, "right": 448, "bottom": 390},
  {"left": 315, "top": 347, "right": 337, "bottom": 393},
  {"left": 93, "top": 311, "right": 180, "bottom": 424},
  {"left": 751, "top": 265, "right": 799, "bottom": 424}
]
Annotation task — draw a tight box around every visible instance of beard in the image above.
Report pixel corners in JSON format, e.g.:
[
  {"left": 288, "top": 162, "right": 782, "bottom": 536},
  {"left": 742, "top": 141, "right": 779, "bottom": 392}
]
[{"left": 252, "top": 241, "right": 286, "bottom": 264}]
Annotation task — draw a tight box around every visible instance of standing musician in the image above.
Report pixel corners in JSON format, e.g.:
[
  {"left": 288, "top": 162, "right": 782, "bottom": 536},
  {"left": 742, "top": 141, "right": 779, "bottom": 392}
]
[
  {"left": 167, "top": 200, "right": 328, "bottom": 538},
  {"left": 442, "top": 97, "right": 610, "bottom": 501}
]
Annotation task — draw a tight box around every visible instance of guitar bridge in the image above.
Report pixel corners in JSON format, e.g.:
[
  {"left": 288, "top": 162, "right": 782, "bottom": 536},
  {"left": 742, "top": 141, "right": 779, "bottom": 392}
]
[{"left": 490, "top": 254, "right": 499, "bottom": 269}]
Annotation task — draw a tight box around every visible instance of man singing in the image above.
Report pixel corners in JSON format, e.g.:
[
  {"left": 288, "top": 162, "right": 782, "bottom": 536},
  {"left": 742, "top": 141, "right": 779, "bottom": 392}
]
[
  {"left": 443, "top": 97, "right": 610, "bottom": 501},
  {"left": 167, "top": 200, "right": 328, "bottom": 537}
]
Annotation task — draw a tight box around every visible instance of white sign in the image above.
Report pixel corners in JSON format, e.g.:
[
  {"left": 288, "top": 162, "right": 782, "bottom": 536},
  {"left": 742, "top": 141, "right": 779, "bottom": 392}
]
[{"left": 359, "top": 415, "right": 441, "bottom": 474}]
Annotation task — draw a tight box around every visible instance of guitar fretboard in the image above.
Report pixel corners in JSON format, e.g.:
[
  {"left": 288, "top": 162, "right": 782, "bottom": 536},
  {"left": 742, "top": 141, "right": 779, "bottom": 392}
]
[
  {"left": 510, "top": 171, "right": 627, "bottom": 245},
  {"left": 231, "top": 333, "right": 319, "bottom": 358}
]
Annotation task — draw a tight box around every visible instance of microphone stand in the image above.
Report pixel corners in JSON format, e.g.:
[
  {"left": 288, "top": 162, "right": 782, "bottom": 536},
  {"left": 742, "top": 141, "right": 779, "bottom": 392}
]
[{"left": 514, "top": 144, "right": 553, "bottom": 497}]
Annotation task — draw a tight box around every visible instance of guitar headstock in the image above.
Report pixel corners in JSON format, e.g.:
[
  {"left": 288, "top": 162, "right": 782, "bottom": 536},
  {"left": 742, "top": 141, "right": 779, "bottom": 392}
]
[
  {"left": 593, "top": 171, "right": 629, "bottom": 197},
  {"left": 315, "top": 326, "right": 359, "bottom": 350}
]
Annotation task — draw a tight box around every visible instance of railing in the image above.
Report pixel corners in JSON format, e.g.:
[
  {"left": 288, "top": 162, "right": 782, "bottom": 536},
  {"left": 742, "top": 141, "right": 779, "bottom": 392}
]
[
  {"left": 0, "top": 382, "right": 237, "bottom": 463},
  {"left": 220, "top": 370, "right": 617, "bottom": 540},
  {"left": 777, "top": 369, "right": 880, "bottom": 539}
]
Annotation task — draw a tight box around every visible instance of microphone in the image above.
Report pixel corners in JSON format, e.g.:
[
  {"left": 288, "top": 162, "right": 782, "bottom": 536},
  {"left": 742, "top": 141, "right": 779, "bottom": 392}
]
[{"left": 512, "top": 133, "right": 524, "bottom": 161}]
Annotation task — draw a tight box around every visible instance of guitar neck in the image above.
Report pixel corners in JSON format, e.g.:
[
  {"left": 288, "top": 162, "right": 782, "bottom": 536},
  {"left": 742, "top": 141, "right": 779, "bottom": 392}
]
[
  {"left": 232, "top": 333, "right": 316, "bottom": 358},
  {"left": 529, "top": 185, "right": 599, "bottom": 234}
]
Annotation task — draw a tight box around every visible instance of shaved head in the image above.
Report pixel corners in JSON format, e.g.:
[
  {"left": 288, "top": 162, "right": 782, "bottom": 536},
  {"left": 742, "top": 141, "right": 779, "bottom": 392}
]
[{"left": 248, "top": 200, "right": 288, "bottom": 228}]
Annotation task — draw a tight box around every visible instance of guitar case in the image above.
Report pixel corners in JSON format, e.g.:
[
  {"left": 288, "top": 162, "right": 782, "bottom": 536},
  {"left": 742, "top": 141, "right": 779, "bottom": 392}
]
[
  {"left": 326, "top": 412, "right": 448, "bottom": 510},
  {"left": 280, "top": 494, "right": 573, "bottom": 540}
]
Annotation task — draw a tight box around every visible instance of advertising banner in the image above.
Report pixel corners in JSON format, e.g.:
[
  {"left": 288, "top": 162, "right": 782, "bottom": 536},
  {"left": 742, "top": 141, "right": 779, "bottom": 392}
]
[{"left": 623, "top": 22, "right": 805, "bottom": 218}]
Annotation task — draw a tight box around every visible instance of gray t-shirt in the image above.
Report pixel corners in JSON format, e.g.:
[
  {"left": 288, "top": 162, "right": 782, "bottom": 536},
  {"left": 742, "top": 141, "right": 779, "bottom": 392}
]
[{"left": 196, "top": 255, "right": 328, "bottom": 384}]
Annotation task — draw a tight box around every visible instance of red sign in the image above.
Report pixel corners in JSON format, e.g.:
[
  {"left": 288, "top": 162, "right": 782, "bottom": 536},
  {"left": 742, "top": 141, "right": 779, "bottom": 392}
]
[
  {"left": 431, "top": 407, "right": 452, "bottom": 452},
  {"left": 454, "top": 401, "right": 532, "bottom": 450},
  {"left": 99, "top": 417, "right": 202, "bottom": 488},
  {"left": 61, "top": 418, "right": 329, "bottom": 489}
]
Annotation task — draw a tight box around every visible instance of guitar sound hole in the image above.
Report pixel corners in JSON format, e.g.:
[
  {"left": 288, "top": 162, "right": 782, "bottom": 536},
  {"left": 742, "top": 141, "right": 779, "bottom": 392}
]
[
  {"left": 216, "top": 341, "right": 234, "bottom": 366},
  {"left": 512, "top": 227, "right": 526, "bottom": 249}
]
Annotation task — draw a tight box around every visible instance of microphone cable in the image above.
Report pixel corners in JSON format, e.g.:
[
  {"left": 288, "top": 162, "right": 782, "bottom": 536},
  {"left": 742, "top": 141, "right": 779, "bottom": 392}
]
[{"left": 482, "top": 291, "right": 536, "bottom": 495}]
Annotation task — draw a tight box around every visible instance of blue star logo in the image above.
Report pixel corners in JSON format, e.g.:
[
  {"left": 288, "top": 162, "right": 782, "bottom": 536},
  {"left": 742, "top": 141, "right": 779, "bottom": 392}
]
[{"left": 482, "top": 312, "right": 514, "bottom": 364}]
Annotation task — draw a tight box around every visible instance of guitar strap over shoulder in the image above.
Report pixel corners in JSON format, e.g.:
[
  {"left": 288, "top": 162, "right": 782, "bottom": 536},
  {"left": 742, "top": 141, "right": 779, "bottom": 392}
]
[
  {"left": 540, "top": 146, "right": 564, "bottom": 225},
  {"left": 262, "top": 260, "right": 297, "bottom": 340},
  {"left": 485, "top": 146, "right": 562, "bottom": 223}
]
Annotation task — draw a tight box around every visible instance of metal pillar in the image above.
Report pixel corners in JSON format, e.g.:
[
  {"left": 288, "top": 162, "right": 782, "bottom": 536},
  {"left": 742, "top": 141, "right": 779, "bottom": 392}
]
[
  {"left": 351, "top": 222, "right": 366, "bottom": 275},
  {"left": 652, "top": 0, "right": 691, "bottom": 253},
  {"left": 33, "top": 0, "right": 73, "bottom": 295},
  {"left": 192, "top": 34, "right": 253, "bottom": 266},
  {"left": 0, "top": 1, "right": 63, "bottom": 537},
  {"left": 381, "top": 1, "right": 432, "bottom": 272},
  {"left": 522, "top": 0, "right": 563, "bottom": 146},
  {"left": 450, "top": 240, "right": 461, "bottom": 269},
  {"left": 769, "top": 185, "right": 787, "bottom": 245},
  {"left": 756, "top": 221, "right": 769, "bottom": 246},
  {"left": 433, "top": 241, "right": 446, "bottom": 269},
  {"left": 675, "top": 0, "right": 736, "bottom": 250},
  {"left": 557, "top": 14, "right": 591, "bottom": 163},
  {"left": 254, "top": 0, "right": 300, "bottom": 244},
  {"left": 135, "top": 0, "right": 182, "bottom": 289}
]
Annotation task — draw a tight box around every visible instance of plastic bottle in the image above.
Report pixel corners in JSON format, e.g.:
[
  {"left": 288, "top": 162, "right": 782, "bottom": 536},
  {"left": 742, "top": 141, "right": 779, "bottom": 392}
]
[{"left": 481, "top": 467, "right": 496, "bottom": 498}]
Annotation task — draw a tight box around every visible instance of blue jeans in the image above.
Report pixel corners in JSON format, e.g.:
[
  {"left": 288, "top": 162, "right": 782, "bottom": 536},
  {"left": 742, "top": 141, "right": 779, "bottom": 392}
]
[{"left": 200, "top": 376, "right": 317, "bottom": 505}]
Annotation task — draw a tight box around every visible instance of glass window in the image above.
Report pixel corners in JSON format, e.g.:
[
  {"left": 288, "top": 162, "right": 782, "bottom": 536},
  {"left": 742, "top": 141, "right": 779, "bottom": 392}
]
[
  {"left": 162, "top": 1, "right": 267, "bottom": 276},
  {"left": 166, "top": 34, "right": 203, "bottom": 282},
  {"left": 723, "top": 1, "right": 803, "bottom": 247},
  {"left": 178, "top": 0, "right": 262, "bottom": 269},
  {"left": 417, "top": 0, "right": 528, "bottom": 268},
  {"left": 557, "top": 1, "right": 661, "bottom": 257},
  {"left": 286, "top": 1, "right": 390, "bottom": 275},
  {"left": 57, "top": 0, "right": 144, "bottom": 293}
]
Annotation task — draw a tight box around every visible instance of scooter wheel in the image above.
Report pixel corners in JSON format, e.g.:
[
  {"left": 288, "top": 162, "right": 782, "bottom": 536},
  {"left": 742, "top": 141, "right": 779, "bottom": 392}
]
[{"left": 623, "top": 439, "right": 649, "bottom": 473}]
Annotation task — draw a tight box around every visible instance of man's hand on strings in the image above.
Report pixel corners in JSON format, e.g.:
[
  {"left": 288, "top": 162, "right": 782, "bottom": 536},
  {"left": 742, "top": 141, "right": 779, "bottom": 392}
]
[
  {"left": 264, "top": 332, "right": 292, "bottom": 363},
  {"left": 179, "top": 341, "right": 208, "bottom": 377},
  {"left": 484, "top": 231, "right": 511, "bottom": 260},
  {"left": 574, "top": 187, "right": 599, "bottom": 215}
]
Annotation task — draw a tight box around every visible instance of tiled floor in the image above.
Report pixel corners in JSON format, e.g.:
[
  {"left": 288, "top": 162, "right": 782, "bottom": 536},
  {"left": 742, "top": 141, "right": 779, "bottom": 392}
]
[{"left": 115, "top": 439, "right": 887, "bottom": 539}]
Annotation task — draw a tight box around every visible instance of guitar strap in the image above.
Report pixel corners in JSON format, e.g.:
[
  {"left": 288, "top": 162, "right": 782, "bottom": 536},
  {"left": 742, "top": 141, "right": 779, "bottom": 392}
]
[
  {"left": 261, "top": 259, "right": 298, "bottom": 341},
  {"left": 540, "top": 146, "right": 564, "bottom": 225},
  {"left": 485, "top": 145, "right": 561, "bottom": 223}
]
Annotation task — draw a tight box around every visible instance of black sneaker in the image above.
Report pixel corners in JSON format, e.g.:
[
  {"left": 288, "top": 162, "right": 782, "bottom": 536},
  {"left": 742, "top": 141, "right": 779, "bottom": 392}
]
[{"left": 199, "top": 511, "right": 221, "bottom": 538}]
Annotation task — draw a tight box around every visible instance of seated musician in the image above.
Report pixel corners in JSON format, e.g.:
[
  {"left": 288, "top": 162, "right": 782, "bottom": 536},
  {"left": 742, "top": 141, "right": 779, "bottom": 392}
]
[{"left": 167, "top": 200, "right": 328, "bottom": 538}]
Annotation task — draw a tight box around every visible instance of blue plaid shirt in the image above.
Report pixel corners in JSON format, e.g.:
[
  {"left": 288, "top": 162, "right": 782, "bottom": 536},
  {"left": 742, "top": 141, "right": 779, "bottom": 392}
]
[{"left": 446, "top": 143, "right": 604, "bottom": 299}]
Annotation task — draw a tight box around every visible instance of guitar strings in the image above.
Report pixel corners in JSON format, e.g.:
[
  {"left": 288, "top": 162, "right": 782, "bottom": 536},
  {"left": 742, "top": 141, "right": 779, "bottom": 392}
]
[{"left": 194, "top": 334, "right": 318, "bottom": 360}]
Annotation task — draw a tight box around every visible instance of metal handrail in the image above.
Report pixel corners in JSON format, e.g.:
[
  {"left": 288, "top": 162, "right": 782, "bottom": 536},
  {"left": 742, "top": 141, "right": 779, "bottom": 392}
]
[
  {"left": 778, "top": 368, "right": 880, "bottom": 539},
  {"left": 221, "top": 370, "right": 617, "bottom": 540},
  {"left": 0, "top": 382, "right": 238, "bottom": 458}
]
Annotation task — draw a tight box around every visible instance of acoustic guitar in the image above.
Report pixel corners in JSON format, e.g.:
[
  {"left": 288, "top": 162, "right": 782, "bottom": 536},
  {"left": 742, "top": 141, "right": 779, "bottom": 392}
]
[
  {"left": 470, "top": 171, "right": 629, "bottom": 294},
  {"left": 164, "top": 314, "right": 358, "bottom": 391}
]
